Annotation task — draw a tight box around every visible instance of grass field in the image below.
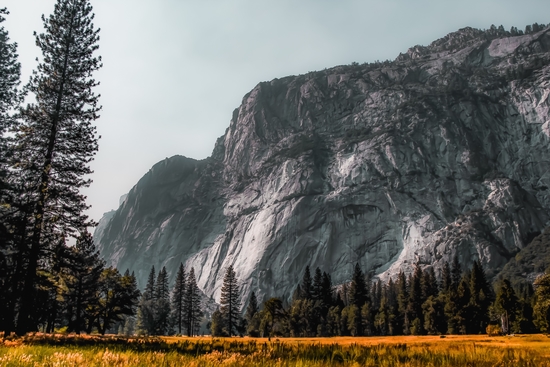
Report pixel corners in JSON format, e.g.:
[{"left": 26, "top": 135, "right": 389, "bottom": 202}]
[{"left": 1, "top": 333, "right": 549, "bottom": 366}]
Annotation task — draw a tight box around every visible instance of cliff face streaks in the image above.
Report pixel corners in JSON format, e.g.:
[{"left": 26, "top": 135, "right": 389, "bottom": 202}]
[{"left": 96, "top": 26, "right": 550, "bottom": 307}]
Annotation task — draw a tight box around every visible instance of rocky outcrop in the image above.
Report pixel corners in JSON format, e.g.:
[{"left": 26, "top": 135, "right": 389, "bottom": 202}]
[{"left": 96, "top": 26, "right": 550, "bottom": 307}]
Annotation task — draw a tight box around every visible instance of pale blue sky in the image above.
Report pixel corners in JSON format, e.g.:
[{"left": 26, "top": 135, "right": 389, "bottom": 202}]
[{"left": 3, "top": 0, "right": 550, "bottom": 224}]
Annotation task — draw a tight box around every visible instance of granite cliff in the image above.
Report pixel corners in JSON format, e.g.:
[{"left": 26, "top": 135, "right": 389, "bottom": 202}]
[{"left": 95, "top": 25, "right": 550, "bottom": 306}]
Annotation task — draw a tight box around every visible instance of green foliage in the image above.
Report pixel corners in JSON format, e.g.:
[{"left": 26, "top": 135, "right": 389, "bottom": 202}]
[
  {"left": 493, "top": 279, "right": 519, "bottom": 334},
  {"left": 534, "top": 272, "right": 550, "bottom": 332},
  {"left": 209, "top": 309, "right": 224, "bottom": 337},
  {"left": 245, "top": 292, "right": 259, "bottom": 337},
  {"left": 96, "top": 267, "right": 140, "bottom": 335}
]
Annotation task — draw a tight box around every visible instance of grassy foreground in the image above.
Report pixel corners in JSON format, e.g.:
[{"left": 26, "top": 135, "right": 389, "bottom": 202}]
[{"left": 1, "top": 334, "right": 549, "bottom": 366}]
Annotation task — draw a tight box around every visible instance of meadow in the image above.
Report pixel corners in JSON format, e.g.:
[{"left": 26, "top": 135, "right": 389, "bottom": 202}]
[{"left": 1, "top": 334, "right": 549, "bottom": 366}]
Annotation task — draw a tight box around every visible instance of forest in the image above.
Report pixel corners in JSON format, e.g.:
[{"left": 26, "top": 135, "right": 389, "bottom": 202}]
[{"left": 128, "top": 257, "right": 550, "bottom": 339}]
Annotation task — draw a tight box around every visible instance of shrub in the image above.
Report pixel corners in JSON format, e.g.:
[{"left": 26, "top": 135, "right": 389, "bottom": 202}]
[{"left": 486, "top": 324, "right": 502, "bottom": 336}]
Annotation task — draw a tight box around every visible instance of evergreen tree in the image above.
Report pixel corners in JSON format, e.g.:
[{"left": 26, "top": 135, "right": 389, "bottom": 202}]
[
  {"left": 14, "top": 0, "right": 102, "bottom": 334},
  {"left": 96, "top": 267, "right": 140, "bottom": 335},
  {"left": 441, "top": 261, "right": 452, "bottom": 293},
  {"left": 348, "top": 263, "right": 368, "bottom": 335},
  {"left": 407, "top": 263, "right": 424, "bottom": 334},
  {"left": 144, "top": 266, "right": 156, "bottom": 301},
  {"left": 154, "top": 266, "right": 170, "bottom": 335},
  {"left": 533, "top": 271, "right": 550, "bottom": 332},
  {"left": 321, "top": 272, "right": 333, "bottom": 308},
  {"left": 210, "top": 308, "right": 224, "bottom": 336},
  {"left": 0, "top": 6, "right": 21, "bottom": 204},
  {"left": 171, "top": 263, "right": 187, "bottom": 335},
  {"left": 291, "top": 284, "right": 303, "bottom": 303},
  {"left": 245, "top": 291, "right": 260, "bottom": 337},
  {"left": 396, "top": 271, "right": 408, "bottom": 334},
  {"left": 0, "top": 6, "right": 21, "bottom": 203},
  {"left": 422, "top": 267, "right": 439, "bottom": 299},
  {"left": 451, "top": 255, "right": 462, "bottom": 288},
  {"left": 468, "top": 260, "right": 491, "bottom": 333},
  {"left": 349, "top": 263, "right": 368, "bottom": 308},
  {"left": 262, "top": 298, "right": 285, "bottom": 339},
  {"left": 219, "top": 264, "right": 240, "bottom": 336},
  {"left": 422, "top": 295, "right": 445, "bottom": 335},
  {"left": 493, "top": 278, "right": 519, "bottom": 334},
  {"left": 185, "top": 267, "right": 202, "bottom": 336},
  {"left": 326, "top": 305, "right": 341, "bottom": 336},
  {"left": 312, "top": 267, "right": 323, "bottom": 301},
  {"left": 136, "top": 266, "right": 156, "bottom": 335},
  {"left": 301, "top": 266, "right": 313, "bottom": 300},
  {"left": 0, "top": 7, "right": 25, "bottom": 336},
  {"left": 456, "top": 274, "right": 471, "bottom": 334},
  {"left": 63, "top": 231, "right": 104, "bottom": 334}
]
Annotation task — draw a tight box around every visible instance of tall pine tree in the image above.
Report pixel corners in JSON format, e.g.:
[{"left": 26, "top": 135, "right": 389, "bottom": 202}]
[
  {"left": 185, "top": 267, "right": 202, "bottom": 336},
  {"left": 154, "top": 266, "right": 170, "bottom": 335},
  {"left": 171, "top": 263, "right": 187, "bottom": 335},
  {"left": 15, "top": 0, "right": 102, "bottom": 334},
  {"left": 220, "top": 264, "right": 240, "bottom": 336},
  {"left": 0, "top": 7, "right": 23, "bottom": 335}
]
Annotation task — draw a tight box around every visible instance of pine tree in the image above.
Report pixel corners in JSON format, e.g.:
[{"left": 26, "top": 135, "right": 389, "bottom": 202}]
[
  {"left": 0, "top": 7, "right": 21, "bottom": 195},
  {"left": 348, "top": 263, "right": 368, "bottom": 335},
  {"left": 154, "top": 266, "right": 170, "bottom": 335},
  {"left": 451, "top": 255, "right": 462, "bottom": 288},
  {"left": 441, "top": 261, "right": 452, "bottom": 293},
  {"left": 0, "top": 7, "right": 24, "bottom": 336},
  {"left": 144, "top": 266, "right": 156, "bottom": 301},
  {"left": 493, "top": 278, "right": 519, "bottom": 334},
  {"left": 136, "top": 266, "right": 156, "bottom": 335},
  {"left": 171, "top": 263, "right": 187, "bottom": 335},
  {"left": 349, "top": 263, "right": 368, "bottom": 308},
  {"left": 312, "top": 267, "right": 323, "bottom": 301},
  {"left": 14, "top": 0, "right": 102, "bottom": 334},
  {"left": 185, "top": 267, "right": 202, "bottom": 336},
  {"left": 0, "top": 6, "right": 21, "bottom": 198},
  {"left": 301, "top": 266, "right": 313, "bottom": 300},
  {"left": 220, "top": 264, "right": 240, "bottom": 336},
  {"left": 396, "top": 271, "right": 408, "bottom": 334},
  {"left": 468, "top": 260, "right": 491, "bottom": 333},
  {"left": 321, "top": 272, "right": 333, "bottom": 308},
  {"left": 64, "top": 231, "right": 104, "bottom": 334},
  {"left": 407, "top": 263, "right": 425, "bottom": 335},
  {"left": 245, "top": 291, "right": 260, "bottom": 337}
]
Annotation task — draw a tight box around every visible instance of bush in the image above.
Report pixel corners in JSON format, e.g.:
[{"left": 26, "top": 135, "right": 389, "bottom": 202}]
[{"left": 486, "top": 324, "right": 502, "bottom": 336}]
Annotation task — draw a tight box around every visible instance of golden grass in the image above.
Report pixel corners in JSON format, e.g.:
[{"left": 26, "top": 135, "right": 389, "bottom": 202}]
[{"left": 1, "top": 333, "right": 549, "bottom": 366}]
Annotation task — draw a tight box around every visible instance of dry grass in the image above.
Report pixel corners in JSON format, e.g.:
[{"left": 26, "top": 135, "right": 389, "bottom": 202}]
[{"left": 1, "top": 333, "right": 549, "bottom": 366}]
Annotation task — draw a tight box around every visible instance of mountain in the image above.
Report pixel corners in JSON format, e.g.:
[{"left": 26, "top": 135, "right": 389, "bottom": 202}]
[
  {"left": 95, "top": 25, "right": 550, "bottom": 306},
  {"left": 495, "top": 226, "right": 550, "bottom": 288}
]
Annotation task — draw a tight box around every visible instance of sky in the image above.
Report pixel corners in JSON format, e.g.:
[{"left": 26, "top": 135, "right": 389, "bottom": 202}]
[{"left": 3, "top": 0, "right": 550, "bottom": 226}]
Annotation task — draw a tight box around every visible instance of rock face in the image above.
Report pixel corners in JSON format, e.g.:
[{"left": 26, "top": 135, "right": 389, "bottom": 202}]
[{"left": 96, "top": 26, "right": 550, "bottom": 307}]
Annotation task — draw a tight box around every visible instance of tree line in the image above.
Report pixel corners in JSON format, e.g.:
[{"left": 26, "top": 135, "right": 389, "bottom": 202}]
[
  {"left": 0, "top": 0, "right": 140, "bottom": 335},
  {"left": 236, "top": 259, "right": 550, "bottom": 338},
  {"left": 126, "top": 256, "right": 550, "bottom": 338}
]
